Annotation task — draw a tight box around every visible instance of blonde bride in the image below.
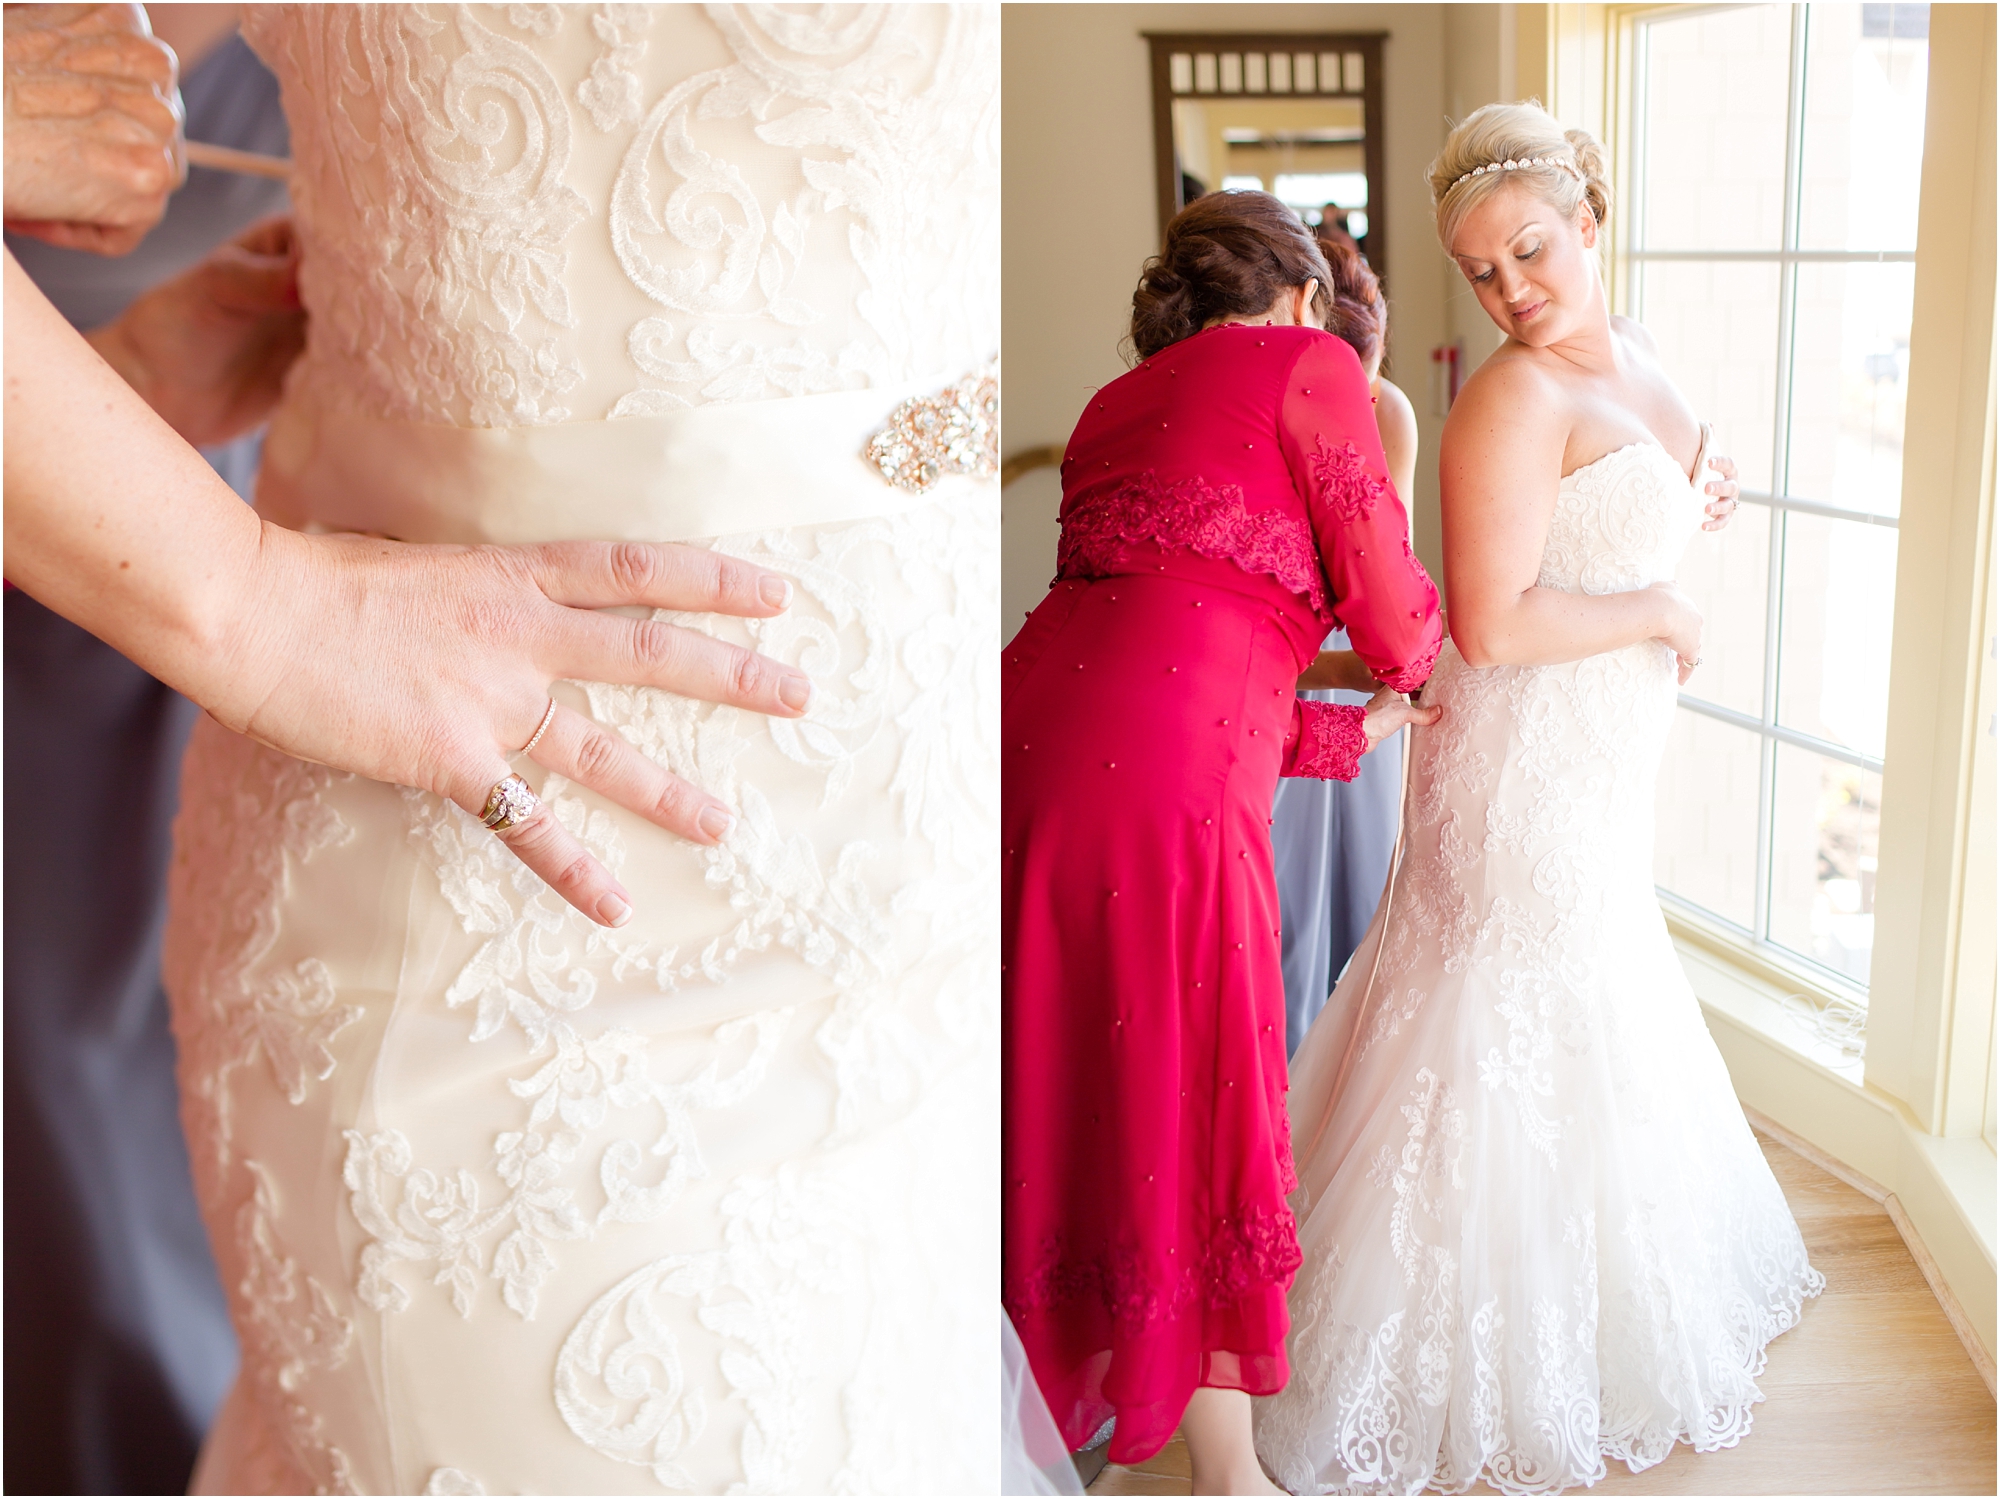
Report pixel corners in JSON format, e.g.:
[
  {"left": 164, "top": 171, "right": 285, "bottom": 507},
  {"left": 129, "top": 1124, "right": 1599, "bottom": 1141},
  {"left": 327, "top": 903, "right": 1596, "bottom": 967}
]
[{"left": 1254, "top": 102, "right": 1814, "bottom": 1496}]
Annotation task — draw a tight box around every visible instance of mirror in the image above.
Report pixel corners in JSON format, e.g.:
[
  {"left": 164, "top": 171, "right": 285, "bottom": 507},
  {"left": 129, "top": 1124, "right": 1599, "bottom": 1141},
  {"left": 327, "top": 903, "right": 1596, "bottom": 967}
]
[{"left": 1147, "top": 32, "right": 1387, "bottom": 274}]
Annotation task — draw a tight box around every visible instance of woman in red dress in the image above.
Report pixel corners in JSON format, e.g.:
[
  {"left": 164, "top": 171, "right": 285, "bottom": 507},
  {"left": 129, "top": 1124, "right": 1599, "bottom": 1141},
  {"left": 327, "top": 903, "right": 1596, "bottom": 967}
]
[{"left": 1003, "top": 192, "right": 1446, "bottom": 1493}]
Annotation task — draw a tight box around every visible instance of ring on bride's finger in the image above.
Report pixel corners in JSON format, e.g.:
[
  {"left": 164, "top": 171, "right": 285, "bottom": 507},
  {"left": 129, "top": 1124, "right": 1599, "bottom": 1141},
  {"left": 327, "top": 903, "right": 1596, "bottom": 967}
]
[
  {"left": 481, "top": 773, "right": 542, "bottom": 832},
  {"left": 520, "top": 698, "right": 557, "bottom": 756}
]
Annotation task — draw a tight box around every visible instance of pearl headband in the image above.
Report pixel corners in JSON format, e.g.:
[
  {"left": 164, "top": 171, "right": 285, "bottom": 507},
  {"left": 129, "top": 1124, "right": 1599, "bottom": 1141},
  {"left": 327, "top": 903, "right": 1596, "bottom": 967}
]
[{"left": 1448, "top": 154, "right": 1584, "bottom": 192}]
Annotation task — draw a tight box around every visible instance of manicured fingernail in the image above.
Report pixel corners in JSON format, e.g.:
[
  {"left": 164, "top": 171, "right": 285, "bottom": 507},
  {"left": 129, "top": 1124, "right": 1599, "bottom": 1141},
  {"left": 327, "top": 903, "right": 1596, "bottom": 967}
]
[
  {"left": 698, "top": 805, "right": 735, "bottom": 841},
  {"left": 759, "top": 575, "right": 793, "bottom": 609},
  {"left": 597, "top": 892, "right": 633, "bottom": 928},
  {"left": 779, "top": 673, "right": 813, "bottom": 712}
]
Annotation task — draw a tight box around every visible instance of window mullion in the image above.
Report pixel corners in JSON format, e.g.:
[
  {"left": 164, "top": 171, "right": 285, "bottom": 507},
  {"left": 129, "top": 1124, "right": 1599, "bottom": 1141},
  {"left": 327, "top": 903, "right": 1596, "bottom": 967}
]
[
  {"left": 1736, "top": 490, "right": 1899, "bottom": 529},
  {"left": 1626, "top": 248, "right": 1916, "bottom": 263},
  {"left": 1771, "top": 4, "right": 1810, "bottom": 497},
  {"left": 1756, "top": 3, "right": 1814, "bottom": 945},
  {"left": 1627, "top": 20, "right": 1650, "bottom": 292}
]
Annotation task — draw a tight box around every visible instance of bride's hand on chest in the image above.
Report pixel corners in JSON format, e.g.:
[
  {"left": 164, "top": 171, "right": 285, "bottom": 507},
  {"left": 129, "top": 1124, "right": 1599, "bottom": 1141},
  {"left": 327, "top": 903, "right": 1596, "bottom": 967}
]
[{"left": 1701, "top": 452, "right": 1742, "bottom": 531}]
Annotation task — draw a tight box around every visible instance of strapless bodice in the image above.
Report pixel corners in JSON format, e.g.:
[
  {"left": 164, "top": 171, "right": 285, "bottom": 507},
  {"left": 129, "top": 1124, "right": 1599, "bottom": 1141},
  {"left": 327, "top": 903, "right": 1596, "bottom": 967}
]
[{"left": 1538, "top": 427, "right": 1711, "bottom": 596}]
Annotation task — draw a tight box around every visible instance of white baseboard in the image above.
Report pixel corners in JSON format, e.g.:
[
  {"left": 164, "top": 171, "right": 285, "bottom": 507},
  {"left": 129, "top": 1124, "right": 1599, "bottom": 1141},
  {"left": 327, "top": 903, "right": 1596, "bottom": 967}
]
[
  {"left": 1675, "top": 932, "right": 1999, "bottom": 1386},
  {"left": 1743, "top": 1102, "right": 1891, "bottom": 1203},
  {"left": 1886, "top": 1192, "right": 2000, "bottom": 1400},
  {"left": 1743, "top": 1103, "right": 1997, "bottom": 1398}
]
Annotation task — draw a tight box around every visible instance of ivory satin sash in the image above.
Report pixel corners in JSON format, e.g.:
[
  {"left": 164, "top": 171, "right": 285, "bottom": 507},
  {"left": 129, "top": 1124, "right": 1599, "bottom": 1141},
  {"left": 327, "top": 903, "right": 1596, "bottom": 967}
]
[{"left": 255, "top": 374, "right": 977, "bottom": 546}]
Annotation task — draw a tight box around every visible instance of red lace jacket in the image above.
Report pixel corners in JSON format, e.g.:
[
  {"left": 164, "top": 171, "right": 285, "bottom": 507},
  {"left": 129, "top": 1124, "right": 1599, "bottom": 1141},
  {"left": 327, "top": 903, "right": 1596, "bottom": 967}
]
[{"left": 1054, "top": 324, "right": 1443, "bottom": 779}]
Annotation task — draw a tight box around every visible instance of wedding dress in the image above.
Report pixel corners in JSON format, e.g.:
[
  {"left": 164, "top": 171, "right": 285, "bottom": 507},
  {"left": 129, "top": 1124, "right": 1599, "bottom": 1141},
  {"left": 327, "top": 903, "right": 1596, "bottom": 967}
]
[
  {"left": 1252, "top": 431, "right": 1824, "bottom": 1494},
  {"left": 161, "top": 6, "right": 998, "bottom": 1493}
]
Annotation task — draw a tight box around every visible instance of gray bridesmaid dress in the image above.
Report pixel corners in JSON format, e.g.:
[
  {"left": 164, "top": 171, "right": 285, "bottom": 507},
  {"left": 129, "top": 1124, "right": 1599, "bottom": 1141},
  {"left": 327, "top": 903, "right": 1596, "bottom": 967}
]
[
  {"left": 1271, "top": 628, "right": 1403, "bottom": 1056},
  {"left": 4, "top": 34, "right": 288, "bottom": 1494}
]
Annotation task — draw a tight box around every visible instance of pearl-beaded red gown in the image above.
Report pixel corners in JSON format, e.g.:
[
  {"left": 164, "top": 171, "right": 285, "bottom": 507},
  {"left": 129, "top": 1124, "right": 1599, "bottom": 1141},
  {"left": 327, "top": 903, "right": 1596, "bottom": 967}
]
[{"left": 1002, "top": 324, "right": 1443, "bottom": 1463}]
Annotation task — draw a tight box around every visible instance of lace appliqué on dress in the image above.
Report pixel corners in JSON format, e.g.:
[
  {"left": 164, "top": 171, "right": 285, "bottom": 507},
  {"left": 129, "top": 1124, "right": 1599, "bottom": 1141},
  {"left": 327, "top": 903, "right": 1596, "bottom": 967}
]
[
  {"left": 252, "top": 5, "right": 999, "bottom": 423},
  {"left": 1305, "top": 433, "right": 1442, "bottom": 692},
  {"left": 607, "top": 6, "right": 999, "bottom": 412},
  {"left": 163, "top": 723, "right": 371, "bottom": 1491},
  {"left": 247, "top": 5, "right": 589, "bottom": 426},
  {"left": 165, "top": 726, "right": 359, "bottom": 1198},
  {"left": 1377, "top": 628, "right": 1442, "bottom": 695},
  {"left": 1007, "top": 1199, "right": 1304, "bottom": 1335},
  {"left": 341, "top": 1001, "right": 789, "bottom": 1320},
  {"left": 1056, "top": 471, "right": 1332, "bottom": 619},
  {"left": 1285, "top": 700, "right": 1366, "bottom": 782},
  {"left": 234, "top": 1161, "right": 358, "bottom": 1494},
  {"left": 341, "top": 779, "right": 798, "bottom": 1321},
  {"left": 336, "top": 494, "right": 997, "bottom": 1430},
  {"left": 577, "top": 4, "right": 649, "bottom": 131},
  {"left": 554, "top": 1163, "right": 857, "bottom": 1491},
  {"left": 1308, "top": 433, "right": 1382, "bottom": 525}
]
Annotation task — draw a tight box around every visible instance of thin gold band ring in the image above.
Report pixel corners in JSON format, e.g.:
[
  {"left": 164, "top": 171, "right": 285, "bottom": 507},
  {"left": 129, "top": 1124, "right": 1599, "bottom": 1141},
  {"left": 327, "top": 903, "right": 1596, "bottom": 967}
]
[{"left": 520, "top": 698, "right": 557, "bottom": 756}]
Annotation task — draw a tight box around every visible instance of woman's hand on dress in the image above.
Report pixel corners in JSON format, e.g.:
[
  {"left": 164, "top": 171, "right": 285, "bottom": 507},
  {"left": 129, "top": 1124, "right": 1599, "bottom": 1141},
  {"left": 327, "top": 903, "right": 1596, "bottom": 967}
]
[
  {"left": 3, "top": 4, "right": 185, "bottom": 256},
  {"left": 1360, "top": 685, "right": 1441, "bottom": 749},
  {"left": 218, "top": 530, "right": 812, "bottom": 930},
  {"left": 87, "top": 216, "right": 304, "bottom": 446},
  {"left": 7, "top": 250, "right": 815, "bottom": 933},
  {"left": 1647, "top": 581, "right": 1705, "bottom": 684},
  {"left": 1702, "top": 453, "right": 1741, "bottom": 531}
]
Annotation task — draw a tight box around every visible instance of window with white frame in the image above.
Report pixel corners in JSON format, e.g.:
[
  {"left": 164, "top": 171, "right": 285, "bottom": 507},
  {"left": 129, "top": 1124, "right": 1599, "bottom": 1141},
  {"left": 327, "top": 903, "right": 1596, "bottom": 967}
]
[{"left": 1631, "top": 2, "right": 1929, "bottom": 997}]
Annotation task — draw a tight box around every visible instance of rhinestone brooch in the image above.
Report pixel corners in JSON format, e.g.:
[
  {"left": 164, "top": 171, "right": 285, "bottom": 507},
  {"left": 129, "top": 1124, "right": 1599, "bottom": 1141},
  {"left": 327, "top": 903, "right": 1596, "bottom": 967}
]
[{"left": 863, "top": 365, "right": 999, "bottom": 495}]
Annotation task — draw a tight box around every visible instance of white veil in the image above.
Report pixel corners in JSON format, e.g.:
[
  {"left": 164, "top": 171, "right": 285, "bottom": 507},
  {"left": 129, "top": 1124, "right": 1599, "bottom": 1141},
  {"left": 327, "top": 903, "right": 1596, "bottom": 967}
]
[{"left": 1002, "top": 1309, "right": 1084, "bottom": 1495}]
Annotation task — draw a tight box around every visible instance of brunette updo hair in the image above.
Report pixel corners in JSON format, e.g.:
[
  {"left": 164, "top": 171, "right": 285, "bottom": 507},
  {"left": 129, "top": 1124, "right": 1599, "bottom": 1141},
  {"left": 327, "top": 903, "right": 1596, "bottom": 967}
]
[
  {"left": 1318, "top": 234, "right": 1387, "bottom": 374},
  {"left": 1129, "top": 190, "right": 1336, "bottom": 360},
  {"left": 1427, "top": 100, "right": 1611, "bottom": 254}
]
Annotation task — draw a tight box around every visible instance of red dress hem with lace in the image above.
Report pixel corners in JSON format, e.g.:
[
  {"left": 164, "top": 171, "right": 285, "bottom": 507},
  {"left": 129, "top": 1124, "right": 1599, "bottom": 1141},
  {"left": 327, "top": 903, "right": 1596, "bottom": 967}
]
[{"left": 1002, "top": 325, "right": 1441, "bottom": 1464}]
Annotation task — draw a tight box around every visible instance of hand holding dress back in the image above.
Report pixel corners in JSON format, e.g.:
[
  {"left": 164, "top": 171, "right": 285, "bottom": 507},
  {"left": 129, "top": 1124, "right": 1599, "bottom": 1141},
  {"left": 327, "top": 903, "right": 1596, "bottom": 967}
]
[{"left": 3, "top": 3, "right": 186, "bottom": 256}]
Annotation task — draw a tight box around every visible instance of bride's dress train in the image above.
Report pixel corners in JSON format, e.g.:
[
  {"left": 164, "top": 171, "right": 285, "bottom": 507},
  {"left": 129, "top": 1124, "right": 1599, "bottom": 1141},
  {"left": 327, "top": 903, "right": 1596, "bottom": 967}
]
[
  {"left": 1253, "top": 432, "right": 1823, "bottom": 1495},
  {"left": 163, "top": 6, "right": 997, "bottom": 1492}
]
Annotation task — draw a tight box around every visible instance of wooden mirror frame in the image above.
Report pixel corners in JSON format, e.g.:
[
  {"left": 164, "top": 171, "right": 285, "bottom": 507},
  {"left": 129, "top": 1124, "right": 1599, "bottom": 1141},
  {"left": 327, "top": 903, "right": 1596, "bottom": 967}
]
[{"left": 1144, "top": 32, "right": 1388, "bottom": 274}]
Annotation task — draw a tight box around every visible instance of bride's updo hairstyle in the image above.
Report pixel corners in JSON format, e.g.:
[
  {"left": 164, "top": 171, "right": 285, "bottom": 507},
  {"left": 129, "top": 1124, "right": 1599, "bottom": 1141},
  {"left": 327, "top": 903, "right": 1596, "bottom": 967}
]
[
  {"left": 1130, "top": 190, "right": 1335, "bottom": 360},
  {"left": 1427, "top": 100, "right": 1611, "bottom": 255}
]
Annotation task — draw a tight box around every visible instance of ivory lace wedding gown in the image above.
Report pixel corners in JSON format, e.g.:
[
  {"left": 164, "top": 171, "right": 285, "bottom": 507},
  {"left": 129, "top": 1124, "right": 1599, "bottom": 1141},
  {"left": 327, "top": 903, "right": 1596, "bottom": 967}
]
[
  {"left": 161, "top": 6, "right": 997, "bottom": 1493},
  {"left": 1252, "top": 432, "right": 1823, "bottom": 1494}
]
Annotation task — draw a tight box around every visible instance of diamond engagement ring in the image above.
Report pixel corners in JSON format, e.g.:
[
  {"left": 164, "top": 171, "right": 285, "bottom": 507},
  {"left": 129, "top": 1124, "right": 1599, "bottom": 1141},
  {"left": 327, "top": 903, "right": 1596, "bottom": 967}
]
[
  {"left": 520, "top": 699, "right": 557, "bottom": 756},
  {"left": 481, "top": 774, "right": 542, "bottom": 832}
]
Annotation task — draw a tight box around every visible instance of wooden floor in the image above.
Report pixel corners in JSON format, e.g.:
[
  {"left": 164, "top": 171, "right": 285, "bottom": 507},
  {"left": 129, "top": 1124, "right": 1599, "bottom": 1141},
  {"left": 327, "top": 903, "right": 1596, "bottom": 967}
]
[{"left": 1088, "top": 1130, "right": 1995, "bottom": 1496}]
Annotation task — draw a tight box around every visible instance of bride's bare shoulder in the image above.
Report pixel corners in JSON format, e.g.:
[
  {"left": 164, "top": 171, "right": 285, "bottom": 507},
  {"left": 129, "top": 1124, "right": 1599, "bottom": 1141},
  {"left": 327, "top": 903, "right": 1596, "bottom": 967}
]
[
  {"left": 1458, "top": 341, "right": 1566, "bottom": 404},
  {"left": 1610, "top": 313, "right": 1662, "bottom": 358},
  {"left": 1443, "top": 345, "right": 1569, "bottom": 458}
]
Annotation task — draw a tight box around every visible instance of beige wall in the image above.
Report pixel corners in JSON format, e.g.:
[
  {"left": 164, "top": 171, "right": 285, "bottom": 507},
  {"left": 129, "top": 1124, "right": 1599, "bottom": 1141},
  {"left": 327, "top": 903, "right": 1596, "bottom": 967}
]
[{"left": 1003, "top": 4, "right": 1536, "bottom": 632}]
